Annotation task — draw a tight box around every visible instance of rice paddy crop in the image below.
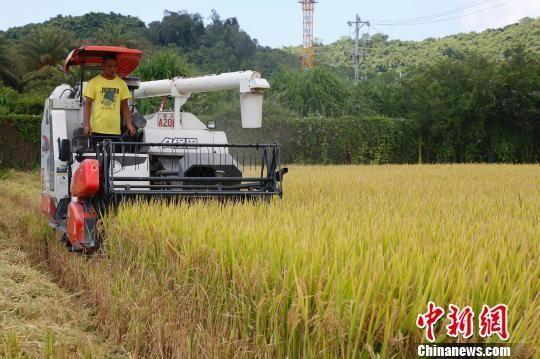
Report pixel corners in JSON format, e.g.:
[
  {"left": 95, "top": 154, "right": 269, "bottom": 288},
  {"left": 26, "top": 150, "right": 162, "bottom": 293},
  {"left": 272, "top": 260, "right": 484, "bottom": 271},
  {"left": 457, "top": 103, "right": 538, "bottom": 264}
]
[{"left": 0, "top": 165, "right": 538, "bottom": 357}]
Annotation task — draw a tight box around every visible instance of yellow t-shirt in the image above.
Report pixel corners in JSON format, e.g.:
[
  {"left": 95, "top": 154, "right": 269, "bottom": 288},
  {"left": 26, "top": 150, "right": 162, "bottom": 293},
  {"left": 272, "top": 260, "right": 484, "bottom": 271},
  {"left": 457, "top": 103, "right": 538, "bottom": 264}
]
[{"left": 83, "top": 75, "right": 132, "bottom": 135}]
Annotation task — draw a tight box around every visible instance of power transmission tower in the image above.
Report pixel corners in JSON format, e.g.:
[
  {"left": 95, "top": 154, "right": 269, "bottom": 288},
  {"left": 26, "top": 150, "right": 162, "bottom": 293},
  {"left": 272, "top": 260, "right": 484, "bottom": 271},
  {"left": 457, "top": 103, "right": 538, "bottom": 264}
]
[
  {"left": 300, "top": 0, "right": 317, "bottom": 71},
  {"left": 347, "top": 14, "right": 370, "bottom": 81}
]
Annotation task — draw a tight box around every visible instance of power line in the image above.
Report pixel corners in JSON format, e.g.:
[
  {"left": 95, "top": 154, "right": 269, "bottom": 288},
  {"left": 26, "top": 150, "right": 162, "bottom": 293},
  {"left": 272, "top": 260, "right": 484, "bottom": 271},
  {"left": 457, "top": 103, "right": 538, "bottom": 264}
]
[
  {"left": 371, "top": 0, "right": 514, "bottom": 26},
  {"left": 368, "top": 24, "right": 387, "bottom": 35},
  {"left": 369, "top": 0, "right": 493, "bottom": 25}
]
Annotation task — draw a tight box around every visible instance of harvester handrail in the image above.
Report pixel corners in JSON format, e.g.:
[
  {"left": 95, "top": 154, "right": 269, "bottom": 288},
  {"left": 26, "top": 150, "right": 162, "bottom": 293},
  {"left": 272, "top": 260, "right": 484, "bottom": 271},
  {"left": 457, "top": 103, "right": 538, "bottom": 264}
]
[{"left": 105, "top": 142, "right": 280, "bottom": 148}]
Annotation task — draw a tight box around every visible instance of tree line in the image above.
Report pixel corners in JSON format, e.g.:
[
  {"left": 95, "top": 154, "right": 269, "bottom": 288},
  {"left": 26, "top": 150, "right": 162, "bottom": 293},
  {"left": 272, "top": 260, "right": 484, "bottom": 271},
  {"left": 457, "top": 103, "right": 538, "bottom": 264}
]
[{"left": 0, "top": 11, "right": 538, "bottom": 165}]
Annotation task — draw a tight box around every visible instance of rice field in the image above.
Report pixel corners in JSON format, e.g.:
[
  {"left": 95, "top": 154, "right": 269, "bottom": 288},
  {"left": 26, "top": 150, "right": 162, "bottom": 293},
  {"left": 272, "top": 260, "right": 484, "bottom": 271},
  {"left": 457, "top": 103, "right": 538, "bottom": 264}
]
[{"left": 0, "top": 165, "right": 538, "bottom": 358}]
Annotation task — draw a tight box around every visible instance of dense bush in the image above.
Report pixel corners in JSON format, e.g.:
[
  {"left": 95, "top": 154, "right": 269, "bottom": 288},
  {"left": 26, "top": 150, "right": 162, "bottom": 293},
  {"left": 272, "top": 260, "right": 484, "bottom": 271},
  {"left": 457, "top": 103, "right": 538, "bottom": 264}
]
[
  {"left": 135, "top": 50, "right": 195, "bottom": 80},
  {"left": 401, "top": 46, "right": 539, "bottom": 163},
  {"left": 212, "top": 116, "right": 419, "bottom": 164},
  {"left": 0, "top": 115, "right": 41, "bottom": 169},
  {"left": 0, "top": 84, "right": 44, "bottom": 116},
  {"left": 270, "top": 68, "right": 349, "bottom": 118},
  {"left": 0, "top": 112, "right": 419, "bottom": 166}
]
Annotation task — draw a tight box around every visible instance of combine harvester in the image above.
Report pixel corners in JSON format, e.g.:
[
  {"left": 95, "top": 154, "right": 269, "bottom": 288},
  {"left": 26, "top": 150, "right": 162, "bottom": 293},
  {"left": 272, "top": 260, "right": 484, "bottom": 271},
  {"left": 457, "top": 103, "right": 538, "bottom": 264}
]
[{"left": 40, "top": 46, "right": 287, "bottom": 252}]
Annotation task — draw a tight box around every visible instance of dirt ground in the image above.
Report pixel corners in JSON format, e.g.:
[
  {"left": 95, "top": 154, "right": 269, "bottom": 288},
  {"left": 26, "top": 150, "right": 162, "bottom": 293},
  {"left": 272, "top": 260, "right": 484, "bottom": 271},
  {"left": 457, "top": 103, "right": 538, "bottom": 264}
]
[{"left": 0, "top": 171, "right": 126, "bottom": 358}]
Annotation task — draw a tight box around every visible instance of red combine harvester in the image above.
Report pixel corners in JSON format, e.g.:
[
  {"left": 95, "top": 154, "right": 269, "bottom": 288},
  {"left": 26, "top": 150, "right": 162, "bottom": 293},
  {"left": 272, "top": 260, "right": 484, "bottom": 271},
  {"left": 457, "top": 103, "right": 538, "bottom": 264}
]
[{"left": 41, "top": 46, "right": 287, "bottom": 252}]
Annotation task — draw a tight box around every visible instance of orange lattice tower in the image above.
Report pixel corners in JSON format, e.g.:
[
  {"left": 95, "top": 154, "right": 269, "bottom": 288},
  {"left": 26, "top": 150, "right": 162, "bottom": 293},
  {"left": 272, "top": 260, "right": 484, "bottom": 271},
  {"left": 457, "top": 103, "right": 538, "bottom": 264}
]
[{"left": 300, "top": 0, "right": 316, "bottom": 70}]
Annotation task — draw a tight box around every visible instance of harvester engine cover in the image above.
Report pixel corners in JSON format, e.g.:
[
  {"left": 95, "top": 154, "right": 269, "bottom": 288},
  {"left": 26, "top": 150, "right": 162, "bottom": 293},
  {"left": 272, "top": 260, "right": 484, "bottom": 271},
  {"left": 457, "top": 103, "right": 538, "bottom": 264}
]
[{"left": 71, "top": 159, "right": 99, "bottom": 197}]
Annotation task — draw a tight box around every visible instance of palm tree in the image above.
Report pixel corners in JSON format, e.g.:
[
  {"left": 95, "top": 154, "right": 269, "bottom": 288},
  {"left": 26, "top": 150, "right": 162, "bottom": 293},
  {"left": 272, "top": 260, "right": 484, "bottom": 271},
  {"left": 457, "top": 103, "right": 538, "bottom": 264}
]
[
  {"left": 22, "top": 65, "right": 65, "bottom": 94},
  {"left": 19, "top": 27, "right": 72, "bottom": 70},
  {"left": 96, "top": 24, "right": 136, "bottom": 47},
  {"left": 0, "top": 35, "right": 19, "bottom": 88},
  {"left": 95, "top": 24, "right": 154, "bottom": 53}
]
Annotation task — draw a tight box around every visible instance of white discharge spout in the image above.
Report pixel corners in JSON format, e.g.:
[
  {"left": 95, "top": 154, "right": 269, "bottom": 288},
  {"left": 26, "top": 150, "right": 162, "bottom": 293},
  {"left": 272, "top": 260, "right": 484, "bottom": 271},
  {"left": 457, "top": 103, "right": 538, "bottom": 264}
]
[{"left": 134, "top": 71, "right": 270, "bottom": 129}]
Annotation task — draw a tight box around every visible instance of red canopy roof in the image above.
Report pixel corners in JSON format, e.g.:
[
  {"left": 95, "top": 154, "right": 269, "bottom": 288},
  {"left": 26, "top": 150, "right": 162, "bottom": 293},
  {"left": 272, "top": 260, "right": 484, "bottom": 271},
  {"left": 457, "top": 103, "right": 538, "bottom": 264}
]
[{"left": 64, "top": 46, "right": 143, "bottom": 77}]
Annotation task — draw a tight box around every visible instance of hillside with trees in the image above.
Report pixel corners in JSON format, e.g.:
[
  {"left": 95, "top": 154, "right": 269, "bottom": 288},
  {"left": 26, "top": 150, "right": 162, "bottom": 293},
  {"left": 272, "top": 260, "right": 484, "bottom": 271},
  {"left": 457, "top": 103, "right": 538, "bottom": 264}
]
[
  {"left": 290, "top": 17, "right": 540, "bottom": 78},
  {"left": 2, "top": 11, "right": 298, "bottom": 79},
  {"left": 0, "top": 11, "right": 538, "bottom": 166}
]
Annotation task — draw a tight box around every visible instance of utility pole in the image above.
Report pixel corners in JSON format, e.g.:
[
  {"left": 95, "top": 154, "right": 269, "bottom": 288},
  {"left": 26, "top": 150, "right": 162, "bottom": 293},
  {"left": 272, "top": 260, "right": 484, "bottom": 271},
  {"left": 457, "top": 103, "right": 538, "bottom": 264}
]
[{"left": 347, "top": 15, "right": 369, "bottom": 81}]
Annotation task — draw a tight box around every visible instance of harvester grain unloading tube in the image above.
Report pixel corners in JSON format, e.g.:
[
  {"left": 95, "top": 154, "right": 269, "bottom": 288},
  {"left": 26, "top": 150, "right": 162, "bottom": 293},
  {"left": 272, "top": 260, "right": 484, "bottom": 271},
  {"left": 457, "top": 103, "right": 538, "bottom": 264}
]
[{"left": 134, "top": 71, "right": 270, "bottom": 129}]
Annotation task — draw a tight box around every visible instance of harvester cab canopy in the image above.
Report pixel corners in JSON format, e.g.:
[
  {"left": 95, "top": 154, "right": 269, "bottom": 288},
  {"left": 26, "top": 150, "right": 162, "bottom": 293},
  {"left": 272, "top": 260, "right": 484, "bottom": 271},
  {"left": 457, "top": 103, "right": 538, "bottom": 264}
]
[{"left": 64, "top": 46, "right": 143, "bottom": 77}]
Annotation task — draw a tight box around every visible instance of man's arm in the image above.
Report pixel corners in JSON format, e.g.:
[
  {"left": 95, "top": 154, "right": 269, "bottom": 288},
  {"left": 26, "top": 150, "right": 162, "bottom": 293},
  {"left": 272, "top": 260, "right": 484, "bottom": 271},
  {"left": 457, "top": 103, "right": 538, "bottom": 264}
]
[
  {"left": 121, "top": 99, "right": 136, "bottom": 135},
  {"left": 84, "top": 97, "right": 93, "bottom": 136}
]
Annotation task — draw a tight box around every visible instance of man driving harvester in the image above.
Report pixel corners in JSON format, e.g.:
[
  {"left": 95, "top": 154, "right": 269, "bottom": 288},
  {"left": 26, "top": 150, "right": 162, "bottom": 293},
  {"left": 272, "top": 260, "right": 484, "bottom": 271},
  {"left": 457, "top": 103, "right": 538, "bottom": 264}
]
[{"left": 83, "top": 54, "right": 136, "bottom": 138}]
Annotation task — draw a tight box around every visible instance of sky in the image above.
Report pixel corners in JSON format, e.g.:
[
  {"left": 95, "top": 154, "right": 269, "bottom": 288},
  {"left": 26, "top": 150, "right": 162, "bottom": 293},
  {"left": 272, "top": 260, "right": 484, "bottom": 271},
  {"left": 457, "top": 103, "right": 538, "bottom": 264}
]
[{"left": 0, "top": 0, "right": 538, "bottom": 47}]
